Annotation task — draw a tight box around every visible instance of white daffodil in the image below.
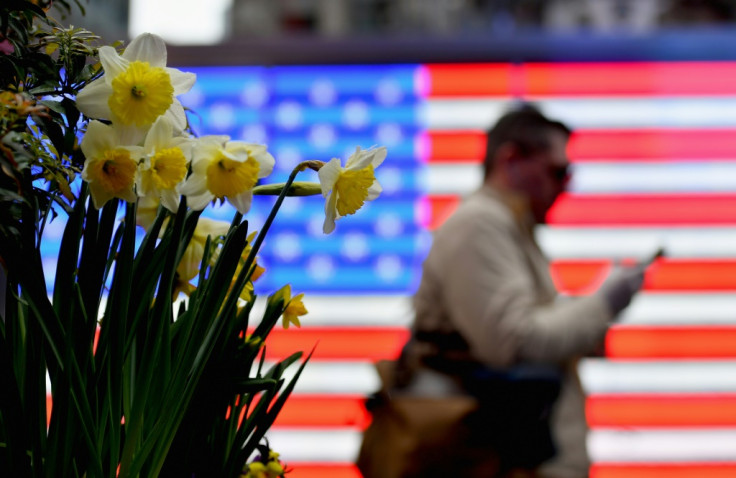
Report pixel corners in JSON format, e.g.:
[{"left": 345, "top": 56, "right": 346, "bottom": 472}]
[
  {"left": 317, "top": 146, "right": 387, "bottom": 234},
  {"left": 81, "top": 120, "right": 144, "bottom": 209},
  {"left": 180, "top": 137, "right": 275, "bottom": 215},
  {"left": 76, "top": 32, "right": 195, "bottom": 134},
  {"left": 137, "top": 116, "right": 193, "bottom": 212}
]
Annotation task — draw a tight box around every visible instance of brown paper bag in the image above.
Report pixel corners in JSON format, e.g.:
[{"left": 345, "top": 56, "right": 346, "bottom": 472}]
[{"left": 356, "top": 360, "right": 500, "bottom": 478}]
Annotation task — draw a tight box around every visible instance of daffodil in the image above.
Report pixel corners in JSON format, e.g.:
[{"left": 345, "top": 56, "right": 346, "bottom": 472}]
[
  {"left": 76, "top": 32, "right": 195, "bottom": 133},
  {"left": 240, "top": 452, "right": 284, "bottom": 478},
  {"left": 81, "top": 120, "right": 144, "bottom": 208},
  {"left": 318, "top": 146, "right": 387, "bottom": 234},
  {"left": 265, "top": 461, "right": 284, "bottom": 477},
  {"left": 273, "top": 284, "right": 307, "bottom": 329},
  {"left": 137, "top": 116, "right": 193, "bottom": 212},
  {"left": 174, "top": 217, "right": 230, "bottom": 297},
  {"left": 180, "top": 137, "right": 275, "bottom": 214},
  {"left": 241, "top": 462, "right": 267, "bottom": 478}
]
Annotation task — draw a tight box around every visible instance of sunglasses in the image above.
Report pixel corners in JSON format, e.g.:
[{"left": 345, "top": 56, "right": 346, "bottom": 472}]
[{"left": 549, "top": 163, "right": 571, "bottom": 182}]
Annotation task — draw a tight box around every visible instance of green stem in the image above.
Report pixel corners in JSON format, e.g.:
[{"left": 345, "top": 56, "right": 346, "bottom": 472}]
[{"left": 243, "top": 165, "right": 304, "bottom": 271}]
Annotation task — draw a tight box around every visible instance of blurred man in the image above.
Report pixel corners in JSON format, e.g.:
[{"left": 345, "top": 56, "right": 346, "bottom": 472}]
[{"left": 401, "top": 105, "right": 644, "bottom": 477}]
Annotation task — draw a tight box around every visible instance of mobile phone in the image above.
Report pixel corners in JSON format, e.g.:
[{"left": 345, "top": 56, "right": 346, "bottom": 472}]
[{"left": 643, "top": 247, "right": 666, "bottom": 267}]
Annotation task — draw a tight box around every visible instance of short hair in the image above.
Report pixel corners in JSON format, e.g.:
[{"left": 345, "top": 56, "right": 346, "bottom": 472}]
[{"left": 483, "top": 104, "right": 571, "bottom": 178}]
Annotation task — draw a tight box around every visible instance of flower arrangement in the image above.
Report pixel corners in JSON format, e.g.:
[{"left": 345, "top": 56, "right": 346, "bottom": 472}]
[{"left": 0, "top": 2, "right": 385, "bottom": 476}]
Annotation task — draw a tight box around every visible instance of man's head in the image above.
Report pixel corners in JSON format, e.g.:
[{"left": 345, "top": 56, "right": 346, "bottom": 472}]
[{"left": 483, "top": 105, "right": 571, "bottom": 224}]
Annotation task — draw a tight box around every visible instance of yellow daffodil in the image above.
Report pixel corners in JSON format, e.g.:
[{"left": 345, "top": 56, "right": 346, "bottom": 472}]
[
  {"left": 76, "top": 32, "right": 195, "bottom": 133},
  {"left": 180, "top": 136, "right": 275, "bottom": 214},
  {"left": 241, "top": 462, "right": 267, "bottom": 478},
  {"left": 240, "top": 453, "right": 284, "bottom": 478},
  {"left": 318, "top": 146, "right": 387, "bottom": 234},
  {"left": 265, "top": 461, "right": 284, "bottom": 477},
  {"left": 239, "top": 282, "right": 255, "bottom": 303},
  {"left": 137, "top": 116, "right": 193, "bottom": 212},
  {"left": 274, "top": 284, "right": 307, "bottom": 329},
  {"left": 81, "top": 120, "right": 144, "bottom": 208},
  {"left": 174, "top": 217, "right": 230, "bottom": 296}
]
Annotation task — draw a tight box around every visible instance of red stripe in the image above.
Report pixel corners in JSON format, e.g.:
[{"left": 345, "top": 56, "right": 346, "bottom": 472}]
[
  {"left": 426, "top": 194, "right": 736, "bottom": 229},
  {"left": 260, "top": 327, "right": 409, "bottom": 361},
  {"left": 551, "top": 259, "right": 736, "bottom": 294},
  {"left": 272, "top": 395, "right": 370, "bottom": 428},
  {"left": 590, "top": 463, "right": 736, "bottom": 478},
  {"left": 524, "top": 62, "right": 736, "bottom": 97},
  {"left": 263, "top": 324, "right": 736, "bottom": 363},
  {"left": 606, "top": 325, "right": 736, "bottom": 360},
  {"left": 287, "top": 463, "right": 362, "bottom": 478},
  {"left": 587, "top": 394, "right": 736, "bottom": 428},
  {"left": 424, "top": 129, "right": 736, "bottom": 163},
  {"left": 424, "top": 62, "right": 736, "bottom": 97},
  {"left": 568, "top": 129, "right": 736, "bottom": 161},
  {"left": 423, "top": 63, "right": 517, "bottom": 97},
  {"left": 547, "top": 193, "right": 736, "bottom": 226}
]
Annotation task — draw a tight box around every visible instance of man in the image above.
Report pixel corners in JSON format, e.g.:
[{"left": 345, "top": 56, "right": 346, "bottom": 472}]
[{"left": 403, "top": 105, "right": 643, "bottom": 477}]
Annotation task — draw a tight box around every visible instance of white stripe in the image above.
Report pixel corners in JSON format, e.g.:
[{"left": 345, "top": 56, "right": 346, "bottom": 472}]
[
  {"left": 423, "top": 97, "right": 736, "bottom": 129},
  {"left": 537, "top": 226, "right": 736, "bottom": 259},
  {"left": 619, "top": 293, "right": 736, "bottom": 326},
  {"left": 256, "top": 292, "right": 736, "bottom": 328},
  {"left": 425, "top": 162, "right": 736, "bottom": 195},
  {"left": 264, "top": 428, "right": 360, "bottom": 463},
  {"left": 588, "top": 429, "right": 736, "bottom": 463},
  {"left": 569, "top": 162, "right": 736, "bottom": 193},
  {"left": 579, "top": 359, "right": 736, "bottom": 394},
  {"left": 268, "top": 361, "right": 380, "bottom": 395},
  {"left": 267, "top": 426, "right": 736, "bottom": 465},
  {"left": 251, "top": 294, "right": 414, "bottom": 327}
]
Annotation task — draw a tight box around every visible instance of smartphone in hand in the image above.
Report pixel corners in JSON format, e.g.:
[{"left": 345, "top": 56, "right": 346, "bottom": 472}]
[{"left": 641, "top": 247, "right": 666, "bottom": 268}]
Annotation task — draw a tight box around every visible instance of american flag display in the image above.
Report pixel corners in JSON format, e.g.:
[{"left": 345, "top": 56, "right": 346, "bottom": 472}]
[{"left": 40, "top": 61, "right": 736, "bottom": 477}]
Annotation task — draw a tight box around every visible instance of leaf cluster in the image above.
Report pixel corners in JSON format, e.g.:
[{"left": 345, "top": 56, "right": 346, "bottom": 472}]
[
  {"left": 1, "top": 1, "right": 105, "bottom": 262},
  {"left": 0, "top": 184, "right": 308, "bottom": 476}
]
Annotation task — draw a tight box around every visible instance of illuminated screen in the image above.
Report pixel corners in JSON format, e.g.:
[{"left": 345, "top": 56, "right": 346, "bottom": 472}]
[{"left": 44, "top": 62, "right": 736, "bottom": 477}]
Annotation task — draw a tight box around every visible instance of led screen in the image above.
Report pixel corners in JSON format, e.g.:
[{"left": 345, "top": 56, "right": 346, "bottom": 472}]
[{"left": 42, "top": 61, "right": 736, "bottom": 477}]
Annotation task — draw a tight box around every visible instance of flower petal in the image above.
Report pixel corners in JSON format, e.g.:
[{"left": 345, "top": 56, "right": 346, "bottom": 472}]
[
  {"left": 184, "top": 191, "right": 213, "bottom": 211},
  {"left": 81, "top": 121, "right": 116, "bottom": 159},
  {"left": 168, "top": 68, "right": 196, "bottom": 95},
  {"left": 369, "top": 146, "right": 388, "bottom": 168},
  {"left": 366, "top": 180, "right": 383, "bottom": 201},
  {"left": 122, "top": 32, "right": 167, "bottom": 67},
  {"left": 345, "top": 147, "right": 369, "bottom": 170},
  {"left": 228, "top": 190, "right": 253, "bottom": 215},
  {"left": 256, "top": 149, "right": 275, "bottom": 178},
  {"left": 317, "top": 158, "right": 342, "bottom": 197},
  {"left": 323, "top": 192, "right": 338, "bottom": 234},
  {"left": 88, "top": 181, "right": 115, "bottom": 209},
  {"left": 164, "top": 100, "right": 188, "bottom": 133},
  {"left": 98, "top": 45, "right": 128, "bottom": 82},
  {"left": 195, "top": 217, "right": 231, "bottom": 237},
  {"left": 117, "top": 125, "right": 147, "bottom": 146},
  {"left": 180, "top": 173, "right": 207, "bottom": 197},
  {"left": 120, "top": 188, "right": 138, "bottom": 203},
  {"left": 159, "top": 188, "right": 180, "bottom": 213},
  {"left": 144, "top": 116, "right": 174, "bottom": 153},
  {"left": 76, "top": 80, "right": 113, "bottom": 120}
]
